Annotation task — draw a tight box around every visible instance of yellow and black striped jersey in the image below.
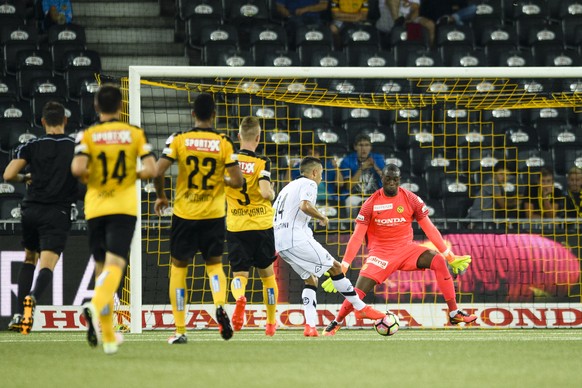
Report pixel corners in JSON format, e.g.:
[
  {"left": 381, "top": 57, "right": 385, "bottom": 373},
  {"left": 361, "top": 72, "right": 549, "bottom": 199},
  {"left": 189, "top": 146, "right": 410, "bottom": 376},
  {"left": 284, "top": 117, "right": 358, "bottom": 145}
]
[
  {"left": 75, "top": 119, "right": 153, "bottom": 219},
  {"left": 225, "top": 149, "right": 274, "bottom": 232},
  {"left": 162, "top": 128, "right": 238, "bottom": 220}
]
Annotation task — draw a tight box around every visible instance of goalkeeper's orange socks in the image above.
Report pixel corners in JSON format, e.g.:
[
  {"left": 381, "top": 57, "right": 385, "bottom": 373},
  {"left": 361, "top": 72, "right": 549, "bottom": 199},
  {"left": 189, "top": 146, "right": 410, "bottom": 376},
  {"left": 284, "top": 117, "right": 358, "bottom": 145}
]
[
  {"left": 430, "top": 254, "right": 458, "bottom": 312},
  {"left": 169, "top": 264, "right": 188, "bottom": 334},
  {"left": 206, "top": 263, "right": 227, "bottom": 307},
  {"left": 261, "top": 275, "right": 278, "bottom": 325},
  {"left": 91, "top": 265, "right": 123, "bottom": 315},
  {"left": 230, "top": 275, "right": 248, "bottom": 300}
]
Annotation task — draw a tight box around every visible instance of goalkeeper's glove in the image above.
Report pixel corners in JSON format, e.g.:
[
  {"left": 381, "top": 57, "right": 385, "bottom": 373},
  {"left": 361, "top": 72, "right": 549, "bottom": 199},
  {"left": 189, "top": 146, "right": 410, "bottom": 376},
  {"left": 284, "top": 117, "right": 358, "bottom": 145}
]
[
  {"left": 321, "top": 272, "right": 337, "bottom": 293},
  {"left": 443, "top": 249, "right": 472, "bottom": 275}
]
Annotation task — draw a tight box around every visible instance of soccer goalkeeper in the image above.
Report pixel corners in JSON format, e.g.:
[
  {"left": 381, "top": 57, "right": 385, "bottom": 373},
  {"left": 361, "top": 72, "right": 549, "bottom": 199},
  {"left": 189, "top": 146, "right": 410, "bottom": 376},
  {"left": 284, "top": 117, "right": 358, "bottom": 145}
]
[{"left": 322, "top": 164, "right": 476, "bottom": 336}]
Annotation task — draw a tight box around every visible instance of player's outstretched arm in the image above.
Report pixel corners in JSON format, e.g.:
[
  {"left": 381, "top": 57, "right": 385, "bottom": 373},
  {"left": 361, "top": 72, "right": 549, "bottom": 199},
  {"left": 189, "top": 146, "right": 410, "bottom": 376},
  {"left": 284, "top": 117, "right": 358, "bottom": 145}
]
[
  {"left": 299, "top": 200, "right": 328, "bottom": 226},
  {"left": 153, "top": 158, "right": 172, "bottom": 216},
  {"left": 137, "top": 154, "right": 157, "bottom": 180},
  {"left": 342, "top": 222, "right": 368, "bottom": 270},
  {"left": 417, "top": 217, "right": 471, "bottom": 274},
  {"left": 225, "top": 164, "right": 244, "bottom": 188}
]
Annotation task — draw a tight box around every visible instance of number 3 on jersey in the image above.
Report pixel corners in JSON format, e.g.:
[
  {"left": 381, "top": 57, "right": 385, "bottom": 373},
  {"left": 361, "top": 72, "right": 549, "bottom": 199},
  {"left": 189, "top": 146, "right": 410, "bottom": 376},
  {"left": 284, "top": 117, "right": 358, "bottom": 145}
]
[{"left": 97, "top": 151, "right": 127, "bottom": 184}]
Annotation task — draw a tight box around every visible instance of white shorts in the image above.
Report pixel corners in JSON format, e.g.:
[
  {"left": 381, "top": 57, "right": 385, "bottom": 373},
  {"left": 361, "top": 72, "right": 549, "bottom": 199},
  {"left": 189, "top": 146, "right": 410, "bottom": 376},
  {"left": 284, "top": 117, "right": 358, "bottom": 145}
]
[{"left": 278, "top": 239, "right": 335, "bottom": 280}]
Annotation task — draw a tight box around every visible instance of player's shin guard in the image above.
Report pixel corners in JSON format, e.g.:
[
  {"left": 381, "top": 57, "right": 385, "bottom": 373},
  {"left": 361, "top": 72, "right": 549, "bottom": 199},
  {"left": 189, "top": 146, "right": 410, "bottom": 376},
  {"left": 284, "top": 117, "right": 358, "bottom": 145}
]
[
  {"left": 302, "top": 285, "right": 317, "bottom": 327},
  {"left": 169, "top": 264, "right": 188, "bottom": 334},
  {"left": 230, "top": 276, "right": 248, "bottom": 301},
  {"left": 336, "top": 288, "right": 365, "bottom": 322},
  {"left": 100, "top": 299, "right": 116, "bottom": 344},
  {"left": 206, "top": 263, "right": 227, "bottom": 307},
  {"left": 92, "top": 265, "right": 123, "bottom": 314},
  {"left": 430, "top": 254, "right": 458, "bottom": 312},
  {"left": 330, "top": 273, "right": 365, "bottom": 310},
  {"left": 261, "top": 275, "right": 278, "bottom": 325}
]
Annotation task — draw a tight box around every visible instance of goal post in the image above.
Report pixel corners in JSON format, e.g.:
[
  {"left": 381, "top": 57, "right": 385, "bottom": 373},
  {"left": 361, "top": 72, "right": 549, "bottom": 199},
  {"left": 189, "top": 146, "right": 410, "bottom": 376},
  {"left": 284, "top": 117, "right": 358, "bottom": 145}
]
[{"left": 124, "top": 66, "right": 582, "bottom": 332}]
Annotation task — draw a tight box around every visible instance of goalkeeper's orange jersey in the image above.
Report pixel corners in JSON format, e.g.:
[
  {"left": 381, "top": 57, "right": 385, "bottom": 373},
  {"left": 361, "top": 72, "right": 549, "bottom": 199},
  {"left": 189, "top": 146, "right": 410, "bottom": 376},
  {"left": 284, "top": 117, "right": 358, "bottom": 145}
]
[
  {"left": 161, "top": 128, "right": 238, "bottom": 220},
  {"left": 225, "top": 149, "right": 273, "bottom": 232},
  {"left": 356, "top": 187, "right": 429, "bottom": 256},
  {"left": 75, "top": 119, "right": 153, "bottom": 219}
]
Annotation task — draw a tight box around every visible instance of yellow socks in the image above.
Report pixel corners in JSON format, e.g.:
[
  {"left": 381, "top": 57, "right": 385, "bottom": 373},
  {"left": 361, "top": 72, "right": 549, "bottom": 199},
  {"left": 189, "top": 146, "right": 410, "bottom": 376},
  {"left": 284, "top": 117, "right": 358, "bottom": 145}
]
[
  {"left": 206, "top": 263, "right": 227, "bottom": 307},
  {"left": 230, "top": 276, "right": 248, "bottom": 301},
  {"left": 92, "top": 265, "right": 123, "bottom": 314},
  {"left": 169, "top": 264, "right": 188, "bottom": 334},
  {"left": 261, "top": 275, "right": 278, "bottom": 325},
  {"left": 100, "top": 299, "right": 115, "bottom": 343}
]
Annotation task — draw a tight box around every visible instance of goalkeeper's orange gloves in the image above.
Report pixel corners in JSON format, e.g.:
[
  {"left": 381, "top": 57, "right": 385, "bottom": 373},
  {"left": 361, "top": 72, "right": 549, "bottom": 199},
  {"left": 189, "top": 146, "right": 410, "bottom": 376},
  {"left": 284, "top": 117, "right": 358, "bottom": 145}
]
[{"left": 443, "top": 249, "right": 471, "bottom": 275}]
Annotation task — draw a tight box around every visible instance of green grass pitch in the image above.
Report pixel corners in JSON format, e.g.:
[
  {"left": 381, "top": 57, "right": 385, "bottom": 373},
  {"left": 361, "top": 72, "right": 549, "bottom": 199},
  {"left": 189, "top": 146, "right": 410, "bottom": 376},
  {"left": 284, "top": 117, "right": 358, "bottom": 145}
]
[{"left": 1, "top": 329, "right": 581, "bottom": 388}]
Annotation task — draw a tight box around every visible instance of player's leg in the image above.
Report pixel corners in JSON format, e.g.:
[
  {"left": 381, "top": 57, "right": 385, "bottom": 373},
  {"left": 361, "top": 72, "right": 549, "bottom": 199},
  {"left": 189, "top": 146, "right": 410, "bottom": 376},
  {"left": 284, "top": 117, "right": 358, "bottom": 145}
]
[
  {"left": 167, "top": 215, "right": 196, "bottom": 344},
  {"left": 256, "top": 229, "right": 278, "bottom": 336},
  {"left": 417, "top": 250, "right": 477, "bottom": 325},
  {"left": 302, "top": 275, "right": 319, "bottom": 337},
  {"left": 258, "top": 265, "right": 278, "bottom": 336},
  {"left": 226, "top": 230, "right": 250, "bottom": 331},
  {"left": 202, "top": 217, "right": 232, "bottom": 340}
]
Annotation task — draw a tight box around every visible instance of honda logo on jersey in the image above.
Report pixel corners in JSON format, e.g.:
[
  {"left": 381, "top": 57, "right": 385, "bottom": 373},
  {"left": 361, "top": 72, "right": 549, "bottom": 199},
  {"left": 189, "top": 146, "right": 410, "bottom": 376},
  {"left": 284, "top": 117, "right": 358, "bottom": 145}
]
[
  {"left": 375, "top": 217, "right": 406, "bottom": 226},
  {"left": 239, "top": 161, "right": 255, "bottom": 175},
  {"left": 185, "top": 138, "right": 220, "bottom": 152}
]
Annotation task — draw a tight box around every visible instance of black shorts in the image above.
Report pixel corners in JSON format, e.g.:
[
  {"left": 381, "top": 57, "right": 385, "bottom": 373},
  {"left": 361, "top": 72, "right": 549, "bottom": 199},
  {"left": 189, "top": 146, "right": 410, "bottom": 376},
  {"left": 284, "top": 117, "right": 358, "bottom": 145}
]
[
  {"left": 21, "top": 203, "right": 72, "bottom": 254},
  {"left": 171, "top": 215, "right": 225, "bottom": 262},
  {"left": 87, "top": 215, "right": 137, "bottom": 262},
  {"left": 227, "top": 228, "right": 276, "bottom": 272}
]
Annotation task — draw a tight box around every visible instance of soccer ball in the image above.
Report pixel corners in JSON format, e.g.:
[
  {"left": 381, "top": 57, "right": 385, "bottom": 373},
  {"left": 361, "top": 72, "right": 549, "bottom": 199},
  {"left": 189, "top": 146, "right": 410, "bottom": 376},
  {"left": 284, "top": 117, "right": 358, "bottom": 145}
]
[{"left": 374, "top": 312, "right": 399, "bottom": 336}]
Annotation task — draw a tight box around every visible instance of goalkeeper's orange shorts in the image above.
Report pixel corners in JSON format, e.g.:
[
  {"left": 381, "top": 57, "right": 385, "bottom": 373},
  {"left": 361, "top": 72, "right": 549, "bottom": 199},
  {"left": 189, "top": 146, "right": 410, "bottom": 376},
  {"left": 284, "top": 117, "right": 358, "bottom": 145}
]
[{"left": 359, "top": 244, "right": 429, "bottom": 284}]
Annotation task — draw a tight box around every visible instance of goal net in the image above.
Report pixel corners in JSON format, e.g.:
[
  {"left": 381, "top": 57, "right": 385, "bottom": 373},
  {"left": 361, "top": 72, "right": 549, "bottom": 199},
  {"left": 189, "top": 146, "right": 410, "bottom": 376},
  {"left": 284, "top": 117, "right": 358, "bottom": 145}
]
[{"left": 123, "top": 66, "right": 582, "bottom": 332}]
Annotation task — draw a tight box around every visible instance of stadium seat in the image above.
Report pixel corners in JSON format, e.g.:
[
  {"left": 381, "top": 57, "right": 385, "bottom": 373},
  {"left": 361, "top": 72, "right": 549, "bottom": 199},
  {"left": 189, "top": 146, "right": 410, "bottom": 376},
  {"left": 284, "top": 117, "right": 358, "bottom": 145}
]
[
  {"left": 533, "top": 46, "right": 581, "bottom": 66},
  {"left": 0, "top": 99, "right": 31, "bottom": 124},
  {"left": 200, "top": 24, "right": 239, "bottom": 65},
  {"left": 424, "top": 198, "right": 446, "bottom": 221},
  {"left": 388, "top": 24, "right": 430, "bottom": 50},
  {"left": 342, "top": 24, "right": 379, "bottom": 48},
  {"left": 441, "top": 45, "right": 485, "bottom": 67},
  {"left": 0, "top": 75, "right": 18, "bottom": 100},
  {"left": 224, "top": 0, "right": 270, "bottom": 49},
  {"left": 177, "top": 0, "right": 223, "bottom": 21},
  {"left": 385, "top": 150, "right": 412, "bottom": 176},
  {"left": 399, "top": 173, "right": 426, "bottom": 195},
  {"left": 249, "top": 23, "right": 287, "bottom": 64},
  {"left": 399, "top": 48, "right": 442, "bottom": 67},
  {"left": 186, "top": 14, "right": 223, "bottom": 48},
  {"left": 62, "top": 50, "right": 101, "bottom": 99},
  {"left": 512, "top": 0, "right": 549, "bottom": 19},
  {"left": 291, "top": 104, "right": 335, "bottom": 131},
  {"left": 0, "top": 193, "right": 22, "bottom": 220},
  {"left": 523, "top": 22, "right": 564, "bottom": 49},
  {"left": 16, "top": 49, "right": 53, "bottom": 99},
  {"left": 0, "top": 119, "right": 35, "bottom": 152},
  {"left": 295, "top": 24, "right": 333, "bottom": 50},
  {"left": 435, "top": 24, "right": 475, "bottom": 48},
  {"left": 260, "top": 49, "right": 300, "bottom": 66},
  {"left": 441, "top": 175, "right": 472, "bottom": 220},
  {"left": 47, "top": 23, "right": 86, "bottom": 45},
  {"left": 0, "top": 0, "right": 26, "bottom": 27},
  {"left": 215, "top": 47, "right": 254, "bottom": 66},
  {"left": 516, "top": 16, "right": 552, "bottom": 47},
  {"left": 2, "top": 40, "right": 37, "bottom": 75},
  {"left": 558, "top": 0, "right": 582, "bottom": 18},
  {"left": 365, "top": 78, "right": 411, "bottom": 95},
  {"left": 479, "top": 23, "right": 518, "bottom": 48},
  {"left": 62, "top": 100, "right": 83, "bottom": 133},
  {"left": 553, "top": 145, "right": 582, "bottom": 176},
  {"left": 347, "top": 48, "right": 394, "bottom": 67},
  {"left": 515, "top": 148, "right": 553, "bottom": 172},
  {"left": 0, "top": 24, "right": 38, "bottom": 46},
  {"left": 491, "top": 48, "right": 535, "bottom": 67},
  {"left": 562, "top": 15, "right": 582, "bottom": 48},
  {"left": 51, "top": 41, "right": 87, "bottom": 73}
]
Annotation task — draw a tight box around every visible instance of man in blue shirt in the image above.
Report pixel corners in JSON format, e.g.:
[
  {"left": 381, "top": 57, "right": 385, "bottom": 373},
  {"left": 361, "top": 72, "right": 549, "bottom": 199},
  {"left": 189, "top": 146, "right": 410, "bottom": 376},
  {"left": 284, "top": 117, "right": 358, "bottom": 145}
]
[
  {"left": 43, "top": 0, "right": 72, "bottom": 31},
  {"left": 276, "top": 0, "right": 329, "bottom": 48},
  {"left": 340, "top": 133, "right": 385, "bottom": 218}
]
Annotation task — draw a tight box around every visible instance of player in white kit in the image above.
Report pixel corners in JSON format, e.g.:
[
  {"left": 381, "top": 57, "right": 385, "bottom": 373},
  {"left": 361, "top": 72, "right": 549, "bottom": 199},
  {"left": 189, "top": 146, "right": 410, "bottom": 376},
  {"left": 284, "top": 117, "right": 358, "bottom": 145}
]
[{"left": 273, "top": 157, "right": 386, "bottom": 336}]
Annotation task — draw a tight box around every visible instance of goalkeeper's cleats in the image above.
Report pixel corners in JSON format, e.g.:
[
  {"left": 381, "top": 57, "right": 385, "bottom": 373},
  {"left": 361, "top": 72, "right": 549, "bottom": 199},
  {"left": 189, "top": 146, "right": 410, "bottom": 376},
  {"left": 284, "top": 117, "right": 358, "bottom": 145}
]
[
  {"left": 82, "top": 302, "right": 100, "bottom": 347},
  {"left": 167, "top": 333, "right": 187, "bottom": 344},
  {"left": 265, "top": 323, "right": 277, "bottom": 337},
  {"left": 216, "top": 306, "right": 233, "bottom": 340},
  {"left": 322, "top": 320, "right": 341, "bottom": 336},
  {"left": 8, "top": 314, "right": 22, "bottom": 332},
  {"left": 449, "top": 310, "right": 478, "bottom": 325},
  {"left": 21, "top": 295, "right": 36, "bottom": 335},
  {"left": 355, "top": 305, "right": 386, "bottom": 320},
  {"left": 303, "top": 325, "right": 319, "bottom": 337},
  {"left": 232, "top": 296, "right": 247, "bottom": 331}
]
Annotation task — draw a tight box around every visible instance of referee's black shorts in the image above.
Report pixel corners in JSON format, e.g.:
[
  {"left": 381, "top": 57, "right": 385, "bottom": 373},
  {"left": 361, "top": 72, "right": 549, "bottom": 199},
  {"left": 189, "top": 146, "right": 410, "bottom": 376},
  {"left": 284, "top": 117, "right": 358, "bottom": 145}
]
[
  {"left": 87, "top": 214, "right": 137, "bottom": 262},
  {"left": 21, "top": 203, "right": 72, "bottom": 255},
  {"left": 171, "top": 215, "right": 225, "bottom": 262},
  {"left": 227, "top": 228, "right": 276, "bottom": 272}
]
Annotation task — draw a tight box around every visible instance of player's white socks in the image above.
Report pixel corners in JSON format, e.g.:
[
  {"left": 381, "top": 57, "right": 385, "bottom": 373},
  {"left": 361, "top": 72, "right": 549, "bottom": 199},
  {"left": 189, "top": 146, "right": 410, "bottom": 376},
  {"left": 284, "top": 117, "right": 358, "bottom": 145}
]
[
  {"left": 302, "top": 286, "right": 317, "bottom": 327},
  {"left": 332, "top": 276, "right": 366, "bottom": 311}
]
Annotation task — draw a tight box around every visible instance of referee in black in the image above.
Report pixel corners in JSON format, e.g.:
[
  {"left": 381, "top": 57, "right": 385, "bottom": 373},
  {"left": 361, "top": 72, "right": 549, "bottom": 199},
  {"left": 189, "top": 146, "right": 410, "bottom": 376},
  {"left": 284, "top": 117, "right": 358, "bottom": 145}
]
[{"left": 3, "top": 101, "right": 79, "bottom": 335}]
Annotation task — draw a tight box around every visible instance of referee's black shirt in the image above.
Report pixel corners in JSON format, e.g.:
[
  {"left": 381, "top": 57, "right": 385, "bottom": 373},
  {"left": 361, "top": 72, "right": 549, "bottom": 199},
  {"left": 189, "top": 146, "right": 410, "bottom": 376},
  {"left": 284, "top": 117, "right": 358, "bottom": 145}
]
[{"left": 15, "top": 134, "right": 78, "bottom": 206}]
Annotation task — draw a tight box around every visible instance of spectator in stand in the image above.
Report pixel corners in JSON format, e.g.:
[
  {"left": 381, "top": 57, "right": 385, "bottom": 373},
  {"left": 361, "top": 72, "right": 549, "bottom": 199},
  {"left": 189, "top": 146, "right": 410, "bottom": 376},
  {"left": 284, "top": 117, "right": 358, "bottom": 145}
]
[
  {"left": 276, "top": 0, "right": 330, "bottom": 48},
  {"left": 396, "top": 0, "right": 435, "bottom": 47},
  {"left": 42, "top": 0, "right": 72, "bottom": 31},
  {"left": 422, "top": 0, "right": 477, "bottom": 27},
  {"left": 522, "top": 167, "right": 565, "bottom": 220},
  {"left": 340, "top": 133, "right": 385, "bottom": 218},
  {"left": 290, "top": 145, "right": 348, "bottom": 216},
  {"left": 329, "top": 0, "right": 369, "bottom": 49},
  {"left": 374, "top": 0, "right": 399, "bottom": 48},
  {"left": 467, "top": 162, "right": 521, "bottom": 229},
  {"left": 564, "top": 166, "right": 582, "bottom": 219}
]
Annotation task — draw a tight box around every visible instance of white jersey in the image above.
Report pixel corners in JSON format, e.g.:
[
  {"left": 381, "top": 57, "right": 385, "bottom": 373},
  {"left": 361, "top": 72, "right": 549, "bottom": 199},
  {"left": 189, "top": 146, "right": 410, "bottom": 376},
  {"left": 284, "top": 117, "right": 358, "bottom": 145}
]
[{"left": 273, "top": 177, "right": 318, "bottom": 251}]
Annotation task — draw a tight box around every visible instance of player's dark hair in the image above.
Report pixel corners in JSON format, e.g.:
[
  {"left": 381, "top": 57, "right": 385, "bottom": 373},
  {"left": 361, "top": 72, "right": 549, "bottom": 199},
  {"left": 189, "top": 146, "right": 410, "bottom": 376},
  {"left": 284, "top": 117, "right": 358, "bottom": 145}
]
[
  {"left": 193, "top": 93, "right": 215, "bottom": 121},
  {"left": 42, "top": 101, "right": 66, "bottom": 126},
  {"left": 95, "top": 84, "right": 122, "bottom": 114},
  {"left": 383, "top": 163, "right": 401, "bottom": 176},
  {"left": 300, "top": 156, "right": 323, "bottom": 175}
]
